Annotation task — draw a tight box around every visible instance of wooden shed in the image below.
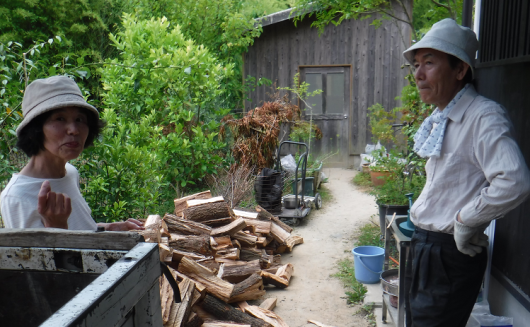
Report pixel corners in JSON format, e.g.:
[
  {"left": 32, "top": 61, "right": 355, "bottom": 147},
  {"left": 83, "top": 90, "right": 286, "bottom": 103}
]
[{"left": 244, "top": 2, "right": 413, "bottom": 168}]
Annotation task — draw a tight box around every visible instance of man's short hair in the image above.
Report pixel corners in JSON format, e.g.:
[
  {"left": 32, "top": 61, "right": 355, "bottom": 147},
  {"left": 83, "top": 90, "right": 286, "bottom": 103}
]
[
  {"left": 448, "top": 54, "right": 474, "bottom": 85},
  {"left": 16, "top": 108, "right": 106, "bottom": 157}
]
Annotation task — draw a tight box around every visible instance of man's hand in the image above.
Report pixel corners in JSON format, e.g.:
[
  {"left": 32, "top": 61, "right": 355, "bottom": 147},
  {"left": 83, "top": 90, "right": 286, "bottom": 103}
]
[
  {"left": 99, "top": 218, "right": 144, "bottom": 231},
  {"left": 454, "top": 217, "right": 489, "bottom": 257},
  {"left": 37, "top": 180, "right": 71, "bottom": 229}
]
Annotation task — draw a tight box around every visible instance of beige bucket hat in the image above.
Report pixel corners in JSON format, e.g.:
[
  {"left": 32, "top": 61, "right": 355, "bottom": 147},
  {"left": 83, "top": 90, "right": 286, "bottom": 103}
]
[
  {"left": 16, "top": 76, "right": 99, "bottom": 136},
  {"left": 403, "top": 18, "right": 479, "bottom": 78}
]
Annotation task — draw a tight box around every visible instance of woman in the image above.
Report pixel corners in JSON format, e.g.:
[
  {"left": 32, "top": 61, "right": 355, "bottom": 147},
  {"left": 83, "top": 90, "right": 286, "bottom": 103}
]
[{"left": 0, "top": 76, "right": 143, "bottom": 231}]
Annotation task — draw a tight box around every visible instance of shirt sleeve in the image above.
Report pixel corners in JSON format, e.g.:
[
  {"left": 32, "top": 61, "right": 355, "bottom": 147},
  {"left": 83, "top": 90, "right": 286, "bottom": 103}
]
[{"left": 459, "top": 106, "right": 530, "bottom": 227}]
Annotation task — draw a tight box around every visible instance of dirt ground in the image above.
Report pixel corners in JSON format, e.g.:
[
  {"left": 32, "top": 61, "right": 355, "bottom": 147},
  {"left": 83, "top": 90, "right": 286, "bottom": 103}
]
[{"left": 261, "top": 168, "right": 379, "bottom": 327}]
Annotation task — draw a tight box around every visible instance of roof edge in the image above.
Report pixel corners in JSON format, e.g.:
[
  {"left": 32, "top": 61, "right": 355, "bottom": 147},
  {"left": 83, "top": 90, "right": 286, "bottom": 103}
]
[{"left": 256, "top": 5, "right": 315, "bottom": 27}]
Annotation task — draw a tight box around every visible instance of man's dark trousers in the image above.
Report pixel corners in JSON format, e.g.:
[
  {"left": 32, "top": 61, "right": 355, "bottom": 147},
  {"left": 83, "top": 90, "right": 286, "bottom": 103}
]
[{"left": 405, "top": 227, "right": 487, "bottom": 327}]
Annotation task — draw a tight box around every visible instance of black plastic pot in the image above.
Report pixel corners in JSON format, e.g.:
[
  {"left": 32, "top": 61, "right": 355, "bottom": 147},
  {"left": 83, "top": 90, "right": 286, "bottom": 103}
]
[{"left": 378, "top": 203, "right": 409, "bottom": 237}]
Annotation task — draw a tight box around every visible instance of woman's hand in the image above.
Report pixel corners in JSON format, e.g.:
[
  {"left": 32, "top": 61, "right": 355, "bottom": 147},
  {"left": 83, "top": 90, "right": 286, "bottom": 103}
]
[
  {"left": 38, "top": 180, "right": 71, "bottom": 229},
  {"left": 98, "top": 218, "right": 145, "bottom": 231}
]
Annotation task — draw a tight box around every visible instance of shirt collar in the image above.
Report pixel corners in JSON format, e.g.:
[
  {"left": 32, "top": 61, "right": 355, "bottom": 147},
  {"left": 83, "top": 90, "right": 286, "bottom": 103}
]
[{"left": 447, "top": 84, "right": 479, "bottom": 123}]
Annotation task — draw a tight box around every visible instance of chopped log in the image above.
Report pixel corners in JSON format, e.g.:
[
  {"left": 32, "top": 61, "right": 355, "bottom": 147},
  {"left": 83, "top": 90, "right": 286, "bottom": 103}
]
[
  {"left": 233, "top": 231, "right": 257, "bottom": 247},
  {"left": 255, "top": 206, "right": 292, "bottom": 233},
  {"left": 202, "top": 323, "right": 251, "bottom": 327},
  {"left": 261, "top": 267, "right": 278, "bottom": 275},
  {"left": 178, "top": 257, "right": 234, "bottom": 302},
  {"left": 166, "top": 277, "right": 196, "bottom": 327},
  {"left": 260, "top": 271, "right": 288, "bottom": 288},
  {"left": 210, "top": 236, "right": 232, "bottom": 251},
  {"left": 183, "top": 201, "right": 235, "bottom": 223},
  {"left": 174, "top": 191, "right": 212, "bottom": 216},
  {"left": 201, "top": 217, "right": 235, "bottom": 227},
  {"left": 146, "top": 214, "right": 162, "bottom": 227},
  {"left": 160, "top": 243, "right": 173, "bottom": 262},
  {"left": 285, "top": 235, "right": 303, "bottom": 251},
  {"left": 202, "top": 295, "right": 272, "bottom": 327},
  {"left": 229, "top": 273, "right": 266, "bottom": 303},
  {"left": 256, "top": 237, "right": 269, "bottom": 248},
  {"left": 170, "top": 234, "right": 212, "bottom": 255},
  {"left": 233, "top": 209, "right": 258, "bottom": 219},
  {"left": 214, "top": 248, "right": 240, "bottom": 260},
  {"left": 210, "top": 218, "right": 247, "bottom": 237},
  {"left": 186, "top": 196, "right": 224, "bottom": 208},
  {"left": 160, "top": 275, "right": 175, "bottom": 324},
  {"left": 219, "top": 259, "right": 261, "bottom": 283},
  {"left": 259, "top": 298, "right": 277, "bottom": 311},
  {"left": 259, "top": 252, "right": 273, "bottom": 269},
  {"left": 164, "top": 214, "right": 212, "bottom": 236},
  {"left": 270, "top": 223, "right": 290, "bottom": 244},
  {"left": 195, "top": 258, "right": 221, "bottom": 274},
  {"left": 275, "top": 264, "right": 294, "bottom": 283},
  {"left": 172, "top": 249, "right": 209, "bottom": 263},
  {"left": 243, "top": 219, "right": 271, "bottom": 234},
  {"left": 232, "top": 239, "right": 241, "bottom": 249},
  {"left": 240, "top": 247, "right": 262, "bottom": 262},
  {"left": 274, "top": 244, "right": 288, "bottom": 254},
  {"left": 143, "top": 214, "right": 162, "bottom": 243},
  {"left": 192, "top": 305, "right": 217, "bottom": 322},
  {"left": 191, "top": 289, "right": 204, "bottom": 307},
  {"left": 182, "top": 312, "right": 202, "bottom": 327},
  {"left": 242, "top": 305, "right": 289, "bottom": 327}
]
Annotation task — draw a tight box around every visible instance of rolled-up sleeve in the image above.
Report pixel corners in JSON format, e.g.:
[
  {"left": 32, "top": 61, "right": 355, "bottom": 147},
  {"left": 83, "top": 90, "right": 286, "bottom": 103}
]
[{"left": 459, "top": 107, "right": 530, "bottom": 227}]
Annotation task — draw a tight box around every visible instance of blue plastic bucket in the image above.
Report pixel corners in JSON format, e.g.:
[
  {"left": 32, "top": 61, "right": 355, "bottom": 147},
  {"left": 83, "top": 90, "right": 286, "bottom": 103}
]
[{"left": 352, "top": 246, "right": 385, "bottom": 284}]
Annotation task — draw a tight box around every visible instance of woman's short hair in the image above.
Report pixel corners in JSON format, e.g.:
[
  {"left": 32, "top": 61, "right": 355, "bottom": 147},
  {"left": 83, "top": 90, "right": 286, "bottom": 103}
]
[{"left": 16, "top": 108, "right": 106, "bottom": 157}]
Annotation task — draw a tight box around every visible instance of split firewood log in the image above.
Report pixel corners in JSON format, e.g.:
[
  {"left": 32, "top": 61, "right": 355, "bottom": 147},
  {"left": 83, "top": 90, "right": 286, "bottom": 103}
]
[
  {"left": 259, "top": 298, "right": 277, "bottom": 311},
  {"left": 178, "top": 257, "right": 234, "bottom": 302},
  {"left": 171, "top": 249, "right": 210, "bottom": 263},
  {"left": 260, "top": 264, "right": 294, "bottom": 289},
  {"left": 186, "top": 196, "right": 225, "bottom": 208},
  {"left": 255, "top": 206, "right": 292, "bottom": 233},
  {"left": 256, "top": 237, "right": 269, "bottom": 248},
  {"left": 170, "top": 234, "right": 212, "bottom": 255},
  {"left": 270, "top": 222, "right": 290, "bottom": 244},
  {"left": 237, "top": 302, "right": 288, "bottom": 327},
  {"left": 174, "top": 191, "right": 212, "bottom": 216},
  {"left": 243, "top": 219, "right": 271, "bottom": 234},
  {"left": 285, "top": 235, "right": 303, "bottom": 252},
  {"left": 214, "top": 247, "right": 240, "bottom": 260},
  {"left": 201, "top": 217, "right": 235, "bottom": 227},
  {"left": 195, "top": 258, "right": 221, "bottom": 274},
  {"left": 191, "top": 304, "right": 217, "bottom": 323},
  {"left": 164, "top": 214, "right": 212, "bottom": 235},
  {"left": 233, "top": 231, "right": 258, "bottom": 247},
  {"left": 219, "top": 259, "right": 261, "bottom": 283},
  {"left": 182, "top": 312, "right": 202, "bottom": 327},
  {"left": 165, "top": 278, "right": 196, "bottom": 327},
  {"left": 210, "top": 218, "right": 247, "bottom": 237},
  {"left": 229, "top": 273, "right": 266, "bottom": 303},
  {"left": 142, "top": 214, "right": 162, "bottom": 243},
  {"left": 233, "top": 209, "right": 258, "bottom": 219},
  {"left": 201, "top": 295, "right": 272, "bottom": 327},
  {"left": 183, "top": 198, "right": 236, "bottom": 223},
  {"left": 240, "top": 247, "right": 262, "bottom": 262},
  {"left": 210, "top": 236, "right": 232, "bottom": 251}
]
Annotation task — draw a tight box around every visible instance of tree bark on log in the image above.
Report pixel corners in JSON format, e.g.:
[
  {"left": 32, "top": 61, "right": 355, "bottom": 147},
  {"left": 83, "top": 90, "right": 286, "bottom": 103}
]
[
  {"left": 201, "top": 295, "right": 272, "bottom": 327},
  {"left": 240, "top": 247, "right": 262, "bottom": 262},
  {"left": 183, "top": 202, "right": 234, "bottom": 223},
  {"left": 178, "top": 257, "right": 234, "bottom": 302},
  {"left": 166, "top": 277, "right": 196, "bottom": 327},
  {"left": 170, "top": 234, "right": 212, "bottom": 255},
  {"left": 269, "top": 223, "right": 290, "bottom": 244},
  {"left": 164, "top": 214, "right": 212, "bottom": 235},
  {"left": 174, "top": 191, "right": 212, "bottom": 216},
  {"left": 210, "top": 218, "right": 247, "bottom": 237},
  {"left": 214, "top": 248, "right": 240, "bottom": 260},
  {"left": 229, "top": 273, "right": 266, "bottom": 303},
  {"left": 242, "top": 219, "right": 271, "bottom": 234},
  {"left": 232, "top": 231, "right": 257, "bottom": 247},
  {"left": 219, "top": 259, "right": 261, "bottom": 283}
]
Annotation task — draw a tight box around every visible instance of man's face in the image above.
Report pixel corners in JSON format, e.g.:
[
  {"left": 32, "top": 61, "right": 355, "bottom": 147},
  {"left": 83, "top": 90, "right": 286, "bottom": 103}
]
[{"left": 413, "top": 48, "right": 467, "bottom": 109}]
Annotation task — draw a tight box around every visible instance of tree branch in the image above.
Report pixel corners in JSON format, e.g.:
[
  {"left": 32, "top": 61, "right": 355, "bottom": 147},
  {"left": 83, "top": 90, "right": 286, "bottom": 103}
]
[{"left": 431, "top": 0, "right": 454, "bottom": 19}]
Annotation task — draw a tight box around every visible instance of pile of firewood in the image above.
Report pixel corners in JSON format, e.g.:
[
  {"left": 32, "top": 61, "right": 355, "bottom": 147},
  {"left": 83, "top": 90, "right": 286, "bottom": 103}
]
[{"left": 141, "top": 190, "right": 303, "bottom": 327}]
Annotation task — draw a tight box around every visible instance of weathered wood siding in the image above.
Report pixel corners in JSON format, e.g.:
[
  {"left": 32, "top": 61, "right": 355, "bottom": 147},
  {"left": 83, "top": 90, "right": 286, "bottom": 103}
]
[{"left": 244, "top": 3, "right": 412, "bottom": 161}]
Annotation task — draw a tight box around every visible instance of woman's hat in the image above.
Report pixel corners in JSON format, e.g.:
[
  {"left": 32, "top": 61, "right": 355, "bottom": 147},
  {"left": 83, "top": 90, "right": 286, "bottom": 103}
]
[
  {"left": 403, "top": 18, "right": 479, "bottom": 78},
  {"left": 16, "top": 76, "right": 99, "bottom": 136}
]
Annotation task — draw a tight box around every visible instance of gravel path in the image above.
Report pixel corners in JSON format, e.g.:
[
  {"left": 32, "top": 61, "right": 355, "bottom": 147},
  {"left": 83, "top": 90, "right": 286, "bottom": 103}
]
[{"left": 261, "top": 168, "right": 378, "bottom": 327}]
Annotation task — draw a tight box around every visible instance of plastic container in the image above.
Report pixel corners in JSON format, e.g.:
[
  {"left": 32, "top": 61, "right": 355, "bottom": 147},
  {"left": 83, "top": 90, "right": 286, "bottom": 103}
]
[{"left": 352, "top": 246, "right": 385, "bottom": 284}]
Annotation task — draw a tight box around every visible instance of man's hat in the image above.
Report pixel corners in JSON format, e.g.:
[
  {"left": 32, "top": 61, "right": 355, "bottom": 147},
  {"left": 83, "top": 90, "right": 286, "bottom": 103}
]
[
  {"left": 403, "top": 18, "right": 479, "bottom": 78},
  {"left": 16, "top": 76, "right": 99, "bottom": 136}
]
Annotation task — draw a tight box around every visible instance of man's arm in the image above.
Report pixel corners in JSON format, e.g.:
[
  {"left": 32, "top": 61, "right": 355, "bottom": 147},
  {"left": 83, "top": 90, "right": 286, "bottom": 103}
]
[{"left": 459, "top": 108, "right": 530, "bottom": 227}]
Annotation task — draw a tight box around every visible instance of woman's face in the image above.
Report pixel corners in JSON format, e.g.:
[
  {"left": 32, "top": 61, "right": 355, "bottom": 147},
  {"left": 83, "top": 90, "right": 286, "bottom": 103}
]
[{"left": 42, "top": 107, "right": 89, "bottom": 162}]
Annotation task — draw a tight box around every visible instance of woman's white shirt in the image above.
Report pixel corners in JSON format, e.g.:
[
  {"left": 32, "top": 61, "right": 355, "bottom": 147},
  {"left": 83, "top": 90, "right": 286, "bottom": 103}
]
[{"left": 0, "top": 163, "right": 97, "bottom": 230}]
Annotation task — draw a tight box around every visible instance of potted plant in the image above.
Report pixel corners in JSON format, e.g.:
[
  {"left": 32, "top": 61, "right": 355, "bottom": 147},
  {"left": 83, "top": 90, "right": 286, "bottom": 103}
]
[{"left": 370, "top": 149, "right": 425, "bottom": 236}]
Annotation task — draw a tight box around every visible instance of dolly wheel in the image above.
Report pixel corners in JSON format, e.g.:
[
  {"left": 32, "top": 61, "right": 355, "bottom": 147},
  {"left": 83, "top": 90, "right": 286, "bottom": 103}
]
[{"left": 315, "top": 193, "right": 322, "bottom": 209}]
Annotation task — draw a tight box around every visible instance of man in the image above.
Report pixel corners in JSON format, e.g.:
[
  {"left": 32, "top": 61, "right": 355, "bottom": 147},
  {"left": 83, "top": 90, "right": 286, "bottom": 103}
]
[{"left": 402, "top": 19, "right": 530, "bottom": 326}]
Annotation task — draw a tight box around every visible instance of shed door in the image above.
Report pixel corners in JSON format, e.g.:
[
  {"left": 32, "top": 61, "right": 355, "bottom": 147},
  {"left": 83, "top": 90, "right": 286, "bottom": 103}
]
[{"left": 300, "top": 66, "right": 351, "bottom": 167}]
